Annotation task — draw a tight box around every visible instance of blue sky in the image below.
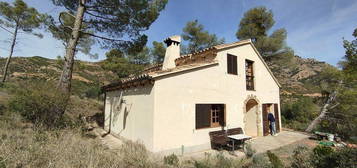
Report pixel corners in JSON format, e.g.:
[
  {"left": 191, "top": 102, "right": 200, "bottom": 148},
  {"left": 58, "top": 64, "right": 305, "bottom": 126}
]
[{"left": 0, "top": 0, "right": 356, "bottom": 66}]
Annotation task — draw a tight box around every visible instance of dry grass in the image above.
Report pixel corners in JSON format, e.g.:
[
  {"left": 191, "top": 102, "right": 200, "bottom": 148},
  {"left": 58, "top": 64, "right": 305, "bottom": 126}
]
[
  {"left": 0, "top": 114, "right": 165, "bottom": 168},
  {"left": 0, "top": 115, "right": 254, "bottom": 168},
  {"left": 0, "top": 87, "right": 251, "bottom": 168}
]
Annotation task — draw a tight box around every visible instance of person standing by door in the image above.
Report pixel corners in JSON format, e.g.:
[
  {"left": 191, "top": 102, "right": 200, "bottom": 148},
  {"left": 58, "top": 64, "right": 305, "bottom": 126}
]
[{"left": 268, "top": 112, "right": 276, "bottom": 136}]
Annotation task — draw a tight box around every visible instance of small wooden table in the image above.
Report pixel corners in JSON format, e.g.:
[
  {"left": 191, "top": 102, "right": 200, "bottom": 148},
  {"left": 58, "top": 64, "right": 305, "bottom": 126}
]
[{"left": 228, "top": 134, "right": 252, "bottom": 151}]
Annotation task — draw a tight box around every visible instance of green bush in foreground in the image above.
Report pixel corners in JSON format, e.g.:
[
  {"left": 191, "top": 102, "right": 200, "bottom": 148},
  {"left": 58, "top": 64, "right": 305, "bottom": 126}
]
[
  {"left": 312, "top": 146, "right": 357, "bottom": 168},
  {"left": 250, "top": 155, "right": 271, "bottom": 168},
  {"left": 290, "top": 145, "right": 313, "bottom": 168},
  {"left": 291, "top": 145, "right": 357, "bottom": 168},
  {"left": 244, "top": 143, "right": 256, "bottom": 158},
  {"left": 266, "top": 150, "right": 284, "bottom": 168},
  {"left": 7, "top": 82, "right": 72, "bottom": 128},
  {"left": 191, "top": 152, "right": 246, "bottom": 168},
  {"left": 164, "top": 154, "right": 179, "bottom": 166}
]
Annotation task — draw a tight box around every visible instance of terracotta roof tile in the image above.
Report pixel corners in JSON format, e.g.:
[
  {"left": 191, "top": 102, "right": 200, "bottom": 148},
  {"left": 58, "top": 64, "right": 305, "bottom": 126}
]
[{"left": 102, "top": 39, "right": 281, "bottom": 91}]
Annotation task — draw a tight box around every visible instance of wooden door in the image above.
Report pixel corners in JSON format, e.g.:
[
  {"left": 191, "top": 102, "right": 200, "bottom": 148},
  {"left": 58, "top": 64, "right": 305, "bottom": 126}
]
[
  {"left": 274, "top": 104, "right": 280, "bottom": 133},
  {"left": 262, "top": 104, "right": 269, "bottom": 136}
]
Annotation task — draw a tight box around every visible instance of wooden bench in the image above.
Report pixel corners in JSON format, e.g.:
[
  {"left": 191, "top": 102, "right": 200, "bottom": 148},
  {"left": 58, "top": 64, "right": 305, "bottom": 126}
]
[
  {"left": 209, "top": 127, "right": 250, "bottom": 150},
  {"left": 209, "top": 130, "right": 230, "bottom": 150},
  {"left": 227, "top": 128, "right": 243, "bottom": 136}
]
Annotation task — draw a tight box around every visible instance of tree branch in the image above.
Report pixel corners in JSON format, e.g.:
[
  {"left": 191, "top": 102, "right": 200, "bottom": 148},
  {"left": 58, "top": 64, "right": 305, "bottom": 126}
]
[
  {"left": 0, "top": 25, "right": 14, "bottom": 35},
  {"left": 58, "top": 12, "right": 75, "bottom": 30},
  {"left": 85, "top": 4, "right": 116, "bottom": 9},
  {"left": 84, "top": 10, "right": 118, "bottom": 22},
  {"left": 328, "top": 103, "right": 340, "bottom": 110},
  {"left": 80, "top": 31, "right": 124, "bottom": 42},
  {"left": 57, "top": 11, "right": 121, "bottom": 42}
]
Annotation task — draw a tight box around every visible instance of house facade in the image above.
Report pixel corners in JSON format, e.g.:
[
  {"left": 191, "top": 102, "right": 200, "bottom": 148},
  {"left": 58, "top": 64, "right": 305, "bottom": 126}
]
[{"left": 103, "top": 36, "right": 281, "bottom": 154}]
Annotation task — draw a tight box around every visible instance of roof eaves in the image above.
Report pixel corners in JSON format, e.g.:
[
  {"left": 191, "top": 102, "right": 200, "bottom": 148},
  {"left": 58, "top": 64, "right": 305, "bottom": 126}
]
[
  {"left": 248, "top": 42, "right": 282, "bottom": 88},
  {"left": 151, "top": 61, "right": 219, "bottom": 79},
  {"left": 213, "top": 39, "right": 252, "bottom": 51},
  {"left": 102, "top": 74, "right": 154, "bottom": 92}
]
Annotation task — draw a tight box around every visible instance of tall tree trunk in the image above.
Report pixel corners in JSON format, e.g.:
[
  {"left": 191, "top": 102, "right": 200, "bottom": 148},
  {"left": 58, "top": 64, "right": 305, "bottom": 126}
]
[
  {"left": 305, "top": 81, "right": 342, "bottom": 132},
  {"left": 1, "top": 25, "right": 18, "bottom": 83},
  {"left": 57, "top": 0, "right": 86, "bottom": 93}
]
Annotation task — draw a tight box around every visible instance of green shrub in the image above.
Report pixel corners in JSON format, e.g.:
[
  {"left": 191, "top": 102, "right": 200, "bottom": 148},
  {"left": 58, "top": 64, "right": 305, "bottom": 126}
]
[
  {"left": 290, "top": 145, "right": 357, "bottom": 168},
  {"left": 320, "top": 89, "right": 357, "bottom": 140},
  {"left": 266, "top": 150, "right": 284, "bottom": 168},
  {"left": 0, "top": 104, "right": 5, "bottom": 116},
  {"left": 0, "top": 157, "right": 5, "bottom": 168},
  {"left": 84, "top": 86, "right": 101, "bottom": 99},
  {"left": 215, "top": 153, "right": 234, "bottom": 168},
  {"left": 191, "top": 152, "right": 245, "bottom": 168},
  {"left": 244, "top": 143, "right": 256, "bottom": 158},
  {"left": 326, "top": 147, "right": 357, "bottom": 168},
  {"left": 251, "top": 155, "right": 271, "bottom": 168},
  {"left": 312, "top": 146, "right": 357, "bottom": 168},
  {"left": 312, "top": 145, "right": 334, "bottom": 158},
  {"left": 312, "top": 145, "right": 348, "bottom": 167},
  {"left": 119, "top": 140, "right": 152, "bottom": 167},
  {"left": 290, "top": 145, "right": 313, "bottom": 168},
  {"left": 193, "top": 161, "right": 211, "bottom": 168},
  {"left": 281, "top": 96, "right": 319, "bottom": 131},
  {"left": 164, "top": 154, "right": 179, "bottom": 166},
  {"left": 7, "top": 82, "right": 70, "bottom": 128},
  {"left": 282, "top": 96, "right": 318, "bottom": 123}
]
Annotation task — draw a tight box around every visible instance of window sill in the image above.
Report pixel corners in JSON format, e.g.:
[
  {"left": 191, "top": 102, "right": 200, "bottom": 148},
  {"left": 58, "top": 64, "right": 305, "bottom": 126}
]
[{"left": 196, "top": 125, "right": 224, "bottom": 130}]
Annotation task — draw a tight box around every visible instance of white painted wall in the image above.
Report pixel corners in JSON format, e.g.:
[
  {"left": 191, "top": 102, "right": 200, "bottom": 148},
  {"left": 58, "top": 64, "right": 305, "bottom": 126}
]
[
  {"left": 152, "top": 43, "right": 280, "bottom": 153},
  {"left": 104, "top": 43, "right": 281, "bottom": 153},
  {"left": 104, "top": 86, "right": 155, "bottom": 151}
]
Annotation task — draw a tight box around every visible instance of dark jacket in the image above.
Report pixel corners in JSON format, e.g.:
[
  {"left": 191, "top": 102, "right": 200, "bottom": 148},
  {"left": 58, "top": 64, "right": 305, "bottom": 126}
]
[{"left": 268, "top": 113, "right": 275, "bottom": 122}]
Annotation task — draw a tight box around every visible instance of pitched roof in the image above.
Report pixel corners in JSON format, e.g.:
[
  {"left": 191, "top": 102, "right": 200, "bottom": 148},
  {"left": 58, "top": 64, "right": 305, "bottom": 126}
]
[{"left": 102, "top": 39, "right": 280, "bottom": 91}]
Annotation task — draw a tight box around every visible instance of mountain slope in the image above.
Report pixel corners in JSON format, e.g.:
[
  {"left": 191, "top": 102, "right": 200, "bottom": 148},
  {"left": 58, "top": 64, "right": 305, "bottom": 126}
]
[
  {"left": 0, "top": 56, "right": 117, "bottom": 97},
  {"left": 268, "top": 55, "right": 336, "bottom": 95},
  {"left": 0, "top": 55, "right": 335, "bottom": 96}
]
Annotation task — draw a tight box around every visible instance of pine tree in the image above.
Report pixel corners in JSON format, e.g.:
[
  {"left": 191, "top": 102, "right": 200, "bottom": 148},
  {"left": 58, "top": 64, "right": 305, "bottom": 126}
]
[
  {"left": 236, "top": 7, "right": 293, "bottom": 60},
  {"left": 51, "top": 0, "right": 168, "bottom": 94},
  {"left": 47, "top": 12, "right": 97, "bottom": 59},
  {"left": 151, "top": 41, "right": 166, "bottom": 64},
  {"left": 341, "top": 28, "right": 357, "bottom": 77},
  {"left": 0, "top": 0, "right": 48, "bottom": 83},
  {"left": 182, "top": 20, "right": 224, "bottom": 53}
]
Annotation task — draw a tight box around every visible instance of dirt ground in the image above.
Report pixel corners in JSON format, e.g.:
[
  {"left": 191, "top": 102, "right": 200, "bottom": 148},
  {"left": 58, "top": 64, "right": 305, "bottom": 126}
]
[
  {"left": 95, "top": 128, "right": 317, "bottom": 162},
  {"left": 249, "top": 130, "right": 311, "bottom": 153},
  {"left": 266, "top": 138, "right": 317, "bottom": 165}
]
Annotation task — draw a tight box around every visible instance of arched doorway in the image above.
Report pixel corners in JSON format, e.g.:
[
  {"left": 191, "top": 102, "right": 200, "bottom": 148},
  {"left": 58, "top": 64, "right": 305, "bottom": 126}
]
[{"left": 244, "top": 99, "right": 259, "bottom": 136}]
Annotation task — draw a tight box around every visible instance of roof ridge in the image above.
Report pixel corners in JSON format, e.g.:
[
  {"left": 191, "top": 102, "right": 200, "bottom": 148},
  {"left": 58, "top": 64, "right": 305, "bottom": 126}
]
[{"left": 177, "top": 39, "right": 252, "bottom": 59}]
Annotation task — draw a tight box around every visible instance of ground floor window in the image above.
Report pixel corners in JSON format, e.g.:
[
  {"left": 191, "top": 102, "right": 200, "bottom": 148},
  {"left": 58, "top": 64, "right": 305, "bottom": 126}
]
[{"left": 195, "top": 104, "right": 225, "bottom": 129}]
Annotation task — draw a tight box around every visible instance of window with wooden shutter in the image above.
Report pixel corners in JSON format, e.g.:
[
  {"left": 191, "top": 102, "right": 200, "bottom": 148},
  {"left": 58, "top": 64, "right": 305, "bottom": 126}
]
[
  {"left": 245, "top": 60, "right": 254, "bottom": 90},
  {"left": 195, "top": 104, "right": 225, "bottom": 129},
  {"left": 196, "top": 104, "right": 211, "bottom": 129},
  {"left": 227, "top": 54, "right": 237, "bottom": 75}
]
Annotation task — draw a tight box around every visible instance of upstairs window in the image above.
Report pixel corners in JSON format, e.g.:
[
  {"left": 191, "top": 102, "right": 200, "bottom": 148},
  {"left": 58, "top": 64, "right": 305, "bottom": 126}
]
[
  {"left": 245, "top": 60, "right": 254, "bottom": 90},
  {"left": 196, "top": 104, "right": 225, "bottom": 129},
  {"left": 227, "top": 54, "right": 237, "bottom": 75}
]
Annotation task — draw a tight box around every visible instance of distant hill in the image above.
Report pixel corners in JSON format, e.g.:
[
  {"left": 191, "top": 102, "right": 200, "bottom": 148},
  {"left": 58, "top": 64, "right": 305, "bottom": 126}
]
[
  {"left": 0, "top": 56, "right": 117, "bottom": 97},
  {"left": 0, "top": 55, "right": 335, "bottom": 96},
  {"left": 268, "top": 55, "right": 336, "bottom": 96}
]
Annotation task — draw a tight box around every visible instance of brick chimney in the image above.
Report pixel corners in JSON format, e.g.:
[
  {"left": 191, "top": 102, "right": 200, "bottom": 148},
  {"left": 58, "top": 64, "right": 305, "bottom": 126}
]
[{"left": 162, "top": 35, "right": 181, "bottom": 70}]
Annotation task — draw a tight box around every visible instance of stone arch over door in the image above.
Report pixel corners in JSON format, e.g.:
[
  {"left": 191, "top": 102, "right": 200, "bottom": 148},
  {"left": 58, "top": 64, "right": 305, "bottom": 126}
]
[{"left": 243, "top": 95, "right": 263, "bottom": 136}]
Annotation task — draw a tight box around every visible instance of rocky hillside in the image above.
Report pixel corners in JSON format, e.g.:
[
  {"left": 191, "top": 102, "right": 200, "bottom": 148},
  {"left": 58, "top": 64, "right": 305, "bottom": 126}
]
[
  {"left": 0, "top": 55, "right": 335, "bottom": 96},
  {"left": 0, "top": 56, "right": 117, "bottom": 97},
  {"left": 268, "top": 55, "right": 335, "bottom": 96}
]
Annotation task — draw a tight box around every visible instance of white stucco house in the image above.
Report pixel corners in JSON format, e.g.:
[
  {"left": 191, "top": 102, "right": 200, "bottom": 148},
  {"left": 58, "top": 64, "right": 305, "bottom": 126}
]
[{"left": 102, "top": 35, "right": 281, "bottom": 154}]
